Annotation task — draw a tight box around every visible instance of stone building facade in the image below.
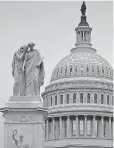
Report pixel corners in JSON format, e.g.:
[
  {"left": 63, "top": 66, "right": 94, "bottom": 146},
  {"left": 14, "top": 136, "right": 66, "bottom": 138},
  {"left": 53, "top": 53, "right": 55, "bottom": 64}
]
[{"left": 42, "top": 3, "right": 113, "bottom": 148}]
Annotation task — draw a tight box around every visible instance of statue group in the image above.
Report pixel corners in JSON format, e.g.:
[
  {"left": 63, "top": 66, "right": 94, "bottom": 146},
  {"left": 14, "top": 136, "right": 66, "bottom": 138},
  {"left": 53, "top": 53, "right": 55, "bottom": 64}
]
[{"left": 12, "top": 42, "right": 45, "bottom": 96}]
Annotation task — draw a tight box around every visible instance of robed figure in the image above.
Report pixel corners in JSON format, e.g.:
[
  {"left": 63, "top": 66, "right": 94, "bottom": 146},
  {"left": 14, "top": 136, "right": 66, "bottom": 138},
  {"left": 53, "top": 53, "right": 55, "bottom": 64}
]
[{"left": 12, "top": 42, "right": 45, "bottom": 96}]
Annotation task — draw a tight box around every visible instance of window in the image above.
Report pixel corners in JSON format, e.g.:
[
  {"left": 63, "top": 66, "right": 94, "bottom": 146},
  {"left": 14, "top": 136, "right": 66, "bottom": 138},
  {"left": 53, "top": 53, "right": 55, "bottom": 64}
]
[
  {"left": 92, "top": 65, "right": 94, "bottom": 72},
  {"left": 81, "top": 65, "right": 83, "bottom": 74},
  {"left": 51, "top": 97, "right": 52, "bottom": 106},
  {"left": 73, "top": 93, "right": 76, "bottom": 103},
  {"left": 94, "top": 94, "right": 97, "bottom": 103},
  {"left": 60, "top": 95, "right": 63, "bottom": 104},
  {"left": 87, "top": 120, "right": 92, "bottom": 135},
  {"left": 65, "top": 67, "right": 67, "bottom": 74},
  {"left": 101, "top": 94, "right": 104, "bottom": 104},
  {"left": 75, "top": 65, "right": 77, "bottom": 72},
  {"left": 80, "top": 93, "right": 83, "bottom": 103},
  {"left": 107, "top": 95, "right": 109, "bottom": 105},
  {"left": 55, "top": 95, "right": 57, "bottom": 105},
  {"left": 70, "top": 65, "right": 72, "bottom": 73},
  {"left": 87, "top": 93, "right": 90, "bottom": 103},
  {"left": 86, "top": 65, "right": 89, "bottom": 72},
  {"left": 80, "top": 120, "right": 84, "bottom": 135},
  {"left": 48, "top": 120, "right": 52, "bottom": 139},
  {"left": 72, "top": 120, "right": 76, "bottom": 136},
  {"left": 102, "top": 66, "right": 104, "bottom": 73},
  {"left": 66, "top": 94, "right": 69, "bottom": 104},
  {"left": 63, "top": 120, "right": 67, "bottom": 137}
]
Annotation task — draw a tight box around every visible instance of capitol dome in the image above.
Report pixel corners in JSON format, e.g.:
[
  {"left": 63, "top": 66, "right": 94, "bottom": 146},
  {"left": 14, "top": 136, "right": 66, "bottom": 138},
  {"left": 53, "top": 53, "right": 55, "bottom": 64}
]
[
  {"left": 51, "top": 47, "right": 113, "bottom": 82},
  {"left": 42, "top": 2, "right": 113, "bottom": 148}
]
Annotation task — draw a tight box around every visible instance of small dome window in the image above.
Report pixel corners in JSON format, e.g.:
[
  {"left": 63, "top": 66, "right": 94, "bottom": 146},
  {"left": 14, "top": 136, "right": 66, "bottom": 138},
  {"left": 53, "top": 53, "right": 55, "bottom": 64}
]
[
  {"left": 51, "top": 97, "right": 52, "bottom": 106},
  {"left": 65, "top": 67, "right": 67, "bottom": 74},
  {"left": 92, "top": 65, "right": 94, "bottom": 72},
  {"left": 101, "top": 94, "right": 104, "bottom": 104},
  {"left": 87, "top": 93, "right": 90, "bottom": 103},
  {"left": 107, "top": 95, "right": 109, "bottom": 105},
  {"left": 66, "top": 94, "right": 69, "bottom": 104},
  {"left": 102, "top": 66, "right": 104, "bottom": 73},
  {"left": 81, "top": 65, "right": 83, "bottom": 74},
  {"left": 55, "top": 95, "right": 57, "bottom": 105},
  {"left": 75, "top": 65, "right": 77, "bottom": 72},
  {"left": 73, "top": 93, "right": 76, "bottom": 103},
  {"left": 70, "top": 65, "right": 72, "bottom": 73},
  {"left": 86, "top": 65, "right": 89, "bottom": 72},
  {"left": 80, "top": 93, "right": 83, "bottom": 103},
  {"left": 60, "top": 95, "right": 63, "bottom": 104},
  {"left": 94, "top": 94, "right": 97, "bottom": 103}
]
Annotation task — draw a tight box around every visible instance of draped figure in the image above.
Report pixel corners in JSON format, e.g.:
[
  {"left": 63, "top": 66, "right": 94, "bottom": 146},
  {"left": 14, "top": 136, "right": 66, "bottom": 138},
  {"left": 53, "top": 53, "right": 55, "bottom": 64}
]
[
  {"left": 25, "top": 47, "right": 45, "bottom": 96},
  {"left": 12, "top": 45, "right": 28, "bottom": 96},
  {"left": 12, "top": 42, "right": 45, "bottom": 96}
]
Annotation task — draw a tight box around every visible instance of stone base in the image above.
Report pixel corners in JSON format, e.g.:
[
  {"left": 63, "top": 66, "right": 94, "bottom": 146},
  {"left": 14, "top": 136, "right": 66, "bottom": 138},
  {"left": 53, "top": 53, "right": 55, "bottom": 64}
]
[
  {"left": 6, "top": 95, "right": 43, "bottom": 108},
  {"left": 0, "top": 95, "right": 47, "bottom": 148}
]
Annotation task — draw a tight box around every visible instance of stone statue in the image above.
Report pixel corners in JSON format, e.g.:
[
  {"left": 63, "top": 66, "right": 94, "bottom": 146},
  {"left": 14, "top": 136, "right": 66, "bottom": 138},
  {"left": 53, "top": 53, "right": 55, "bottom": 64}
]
[
  {"left": 12, "top": 130, "right": 28, "bottom": 148},
  {"left": 81, "top": 1, "right": 86, "bottom": 15},
  {"left": 12, "top": 42, "right": 45, "bottom": 96},
  {"left": 12, "top": 45, "right": 28, "bottom": 96},
  {"left": 25, "top": 42, "right": 45, "bottom": 96}
]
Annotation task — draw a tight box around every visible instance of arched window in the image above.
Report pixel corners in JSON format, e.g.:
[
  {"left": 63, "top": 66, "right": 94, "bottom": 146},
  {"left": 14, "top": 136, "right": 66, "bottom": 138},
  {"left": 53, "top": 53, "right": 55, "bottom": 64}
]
[
  {"left": 94, "top": 94, "right": 97, "bottom": 103},
  {"left": 80, "top": 93, "right": 83, "bottom": 103},
  {"left": 73, "top": 93, "right": 76, "bottom": 103},
  {"left": 66, "top": 94, "right": 69, "bottom": 104},
  {"left": 60, "top": 95, "right": 63, "bottom": 104},
  {"left": 107, "top": 95, "right": 109, "bottom": 105},
  {"left": 101, "top": 94, "right": 104, "bottom": 104},
  {"left": 51, "top": 97, "right": 52, "bottom": 106},
  {"left": 55, "top": 95, "right": 57, "bottom": 105},
  {"left": 87, "top": 93, "right": 90, "bottom": 103}
]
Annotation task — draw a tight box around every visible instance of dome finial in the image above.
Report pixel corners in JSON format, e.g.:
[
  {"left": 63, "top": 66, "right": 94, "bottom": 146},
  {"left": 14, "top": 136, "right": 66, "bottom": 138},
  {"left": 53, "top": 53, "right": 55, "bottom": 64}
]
[{"left": 81, "top": 1, "right": 86, "bottom": 16}]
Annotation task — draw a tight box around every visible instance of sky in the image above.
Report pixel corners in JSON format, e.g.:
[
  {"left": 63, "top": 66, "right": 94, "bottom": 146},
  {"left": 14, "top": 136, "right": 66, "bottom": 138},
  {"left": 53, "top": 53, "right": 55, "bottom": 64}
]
[{"left": 0, "top": 1, "right": 113, "bottom": 147}]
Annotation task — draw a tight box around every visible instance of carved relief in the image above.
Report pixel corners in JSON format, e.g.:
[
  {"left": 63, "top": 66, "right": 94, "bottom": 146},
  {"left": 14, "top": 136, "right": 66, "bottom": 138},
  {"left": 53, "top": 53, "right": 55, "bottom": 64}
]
[{"left": 5, "top": 115, "right": 36, "bottom": 123}]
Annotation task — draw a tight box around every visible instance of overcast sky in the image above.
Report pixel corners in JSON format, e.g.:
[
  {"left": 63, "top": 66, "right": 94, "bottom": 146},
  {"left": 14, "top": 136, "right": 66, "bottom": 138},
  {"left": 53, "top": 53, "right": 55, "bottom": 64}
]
[{"left": 0, "top": 1, "right": 113, "bottom": 147}]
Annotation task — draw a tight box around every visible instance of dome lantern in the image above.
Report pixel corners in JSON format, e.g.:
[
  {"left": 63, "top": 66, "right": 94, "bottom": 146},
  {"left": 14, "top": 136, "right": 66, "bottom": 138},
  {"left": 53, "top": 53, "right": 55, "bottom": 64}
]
[{"left": 75, "top": 1, "right": 92, "bottom": 48}]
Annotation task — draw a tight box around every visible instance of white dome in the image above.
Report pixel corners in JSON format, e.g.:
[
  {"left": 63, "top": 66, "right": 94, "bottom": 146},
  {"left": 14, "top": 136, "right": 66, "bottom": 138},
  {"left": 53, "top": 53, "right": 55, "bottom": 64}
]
[{"left": 50, "top": 47, "right": 113, "bottom": 82}]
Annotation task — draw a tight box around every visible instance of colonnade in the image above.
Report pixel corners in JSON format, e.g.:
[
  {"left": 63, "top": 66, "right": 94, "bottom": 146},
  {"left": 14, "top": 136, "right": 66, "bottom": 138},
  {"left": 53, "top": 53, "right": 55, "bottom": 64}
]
[{"left": 45, "top": 115, "right": 113, "bottom": 140}]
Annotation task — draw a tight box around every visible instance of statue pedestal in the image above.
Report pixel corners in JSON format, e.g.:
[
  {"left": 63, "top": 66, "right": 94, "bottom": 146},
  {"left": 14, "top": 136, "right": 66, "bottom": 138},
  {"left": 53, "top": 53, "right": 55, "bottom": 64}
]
[{"left": 0, "top": 95, "right": 47, "bottom": 148}]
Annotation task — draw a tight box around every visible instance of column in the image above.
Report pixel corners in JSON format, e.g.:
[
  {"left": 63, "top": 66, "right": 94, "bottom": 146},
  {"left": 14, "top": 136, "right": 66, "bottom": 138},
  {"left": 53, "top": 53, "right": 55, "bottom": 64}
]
[
  {"left": 84, "top": 115, "right": 87, "bottom": 137},
  {"left": 76, "top": 115, "right": 79, "bottom": 137},
  {"left": 101, "top": 116, "right": 104, "bottom": 138},
  {"left": 108, "top": 117, "right": 111, "bottom": 138},
  {"left": 67, "top": 116, "right": 70, "bottom": 137},
  {"left": 92, "top": 116, "right": 96, "bottom": 137},
  {"left": 46, "top": 119, "right": 49, "bottom": 140},
  {"left": 59, "top": 116, "right": 62, "bottom": 138},
  {"left": 52, "top": 118, "right": 55, "bottom": 139}
]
